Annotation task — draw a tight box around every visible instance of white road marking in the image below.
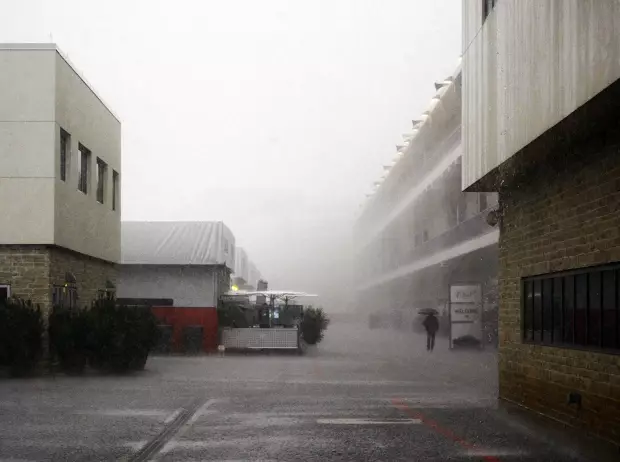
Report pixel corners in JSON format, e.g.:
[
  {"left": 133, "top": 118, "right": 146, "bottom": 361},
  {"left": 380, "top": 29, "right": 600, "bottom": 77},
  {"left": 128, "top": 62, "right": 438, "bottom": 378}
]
[
  {"left": 463, "top": 448, "right": 529, "bottom": 456},
  {"left": 163, "top": 408, "right": 183, "bottom": 424},
  {"left": 158, "top": 399, "right": 219, "bottom": 455},
  {"left": 120, "top": 440, "right": 148, "bottom": 451},
  {"left": 188, "top": 399, "right": 217, "bottom": 425},
  {"left": 317, "top": 418, "right": 421, "bottom": 425},
  {"left": 75, "top": 409, "right": 172, "bottom": 419}
]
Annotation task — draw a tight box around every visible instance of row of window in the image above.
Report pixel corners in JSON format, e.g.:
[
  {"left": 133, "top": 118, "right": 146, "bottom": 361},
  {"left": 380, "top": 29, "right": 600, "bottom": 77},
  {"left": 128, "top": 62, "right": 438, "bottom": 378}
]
[
  {"left": 0, "top": 283, "right": 115, "bottom": 309},
  {"left": 357, "top": 192, "right": 493, "bottom": 281},
  {"left": 359, "top": 131, "right": 462, "bottom": 229},
  {"left": 522, "top": 263, "right": 620, "bottom": 352},
  {"left": 60, "top": 128, "right": 119, "bottom": 211}
]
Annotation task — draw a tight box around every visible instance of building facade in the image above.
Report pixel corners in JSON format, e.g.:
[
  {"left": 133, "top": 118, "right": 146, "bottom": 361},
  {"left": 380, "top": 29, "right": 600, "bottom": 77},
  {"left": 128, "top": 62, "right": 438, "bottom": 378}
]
[
  {"left": 354, "top": 67, "right": 499, "bottom": 337},
  {"left": 463, "top": 0, "right": 620, "bottom": 443},
  {"left": 0, "top": 43, "right": 121, "bottom": 312},
  {"left": 117, "top": 221, "right": 236, "bottom": 308}
]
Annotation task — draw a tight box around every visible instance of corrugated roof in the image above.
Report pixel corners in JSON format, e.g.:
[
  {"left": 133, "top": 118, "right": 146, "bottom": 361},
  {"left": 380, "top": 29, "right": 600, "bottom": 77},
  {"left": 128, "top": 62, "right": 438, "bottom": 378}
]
[{"left": 121, "top": 221, "right": 235, "bottom": 268}]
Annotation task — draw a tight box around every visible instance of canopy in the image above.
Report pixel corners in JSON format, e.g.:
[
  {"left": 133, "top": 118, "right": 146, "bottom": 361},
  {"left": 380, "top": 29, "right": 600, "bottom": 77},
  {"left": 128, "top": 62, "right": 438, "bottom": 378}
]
[{"left": 224, "top": 290, "right": 317, "bottom": 297}]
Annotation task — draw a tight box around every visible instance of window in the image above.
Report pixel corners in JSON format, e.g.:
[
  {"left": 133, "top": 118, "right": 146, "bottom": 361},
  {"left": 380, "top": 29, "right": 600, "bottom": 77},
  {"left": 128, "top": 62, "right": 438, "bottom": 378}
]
[
  {"left": 457, "top": 194, "right": 467, "bottom": 223},
  {"left": 112, "top": 170, "right": 119, "bottom": 211},
  {"left": 423, "top": 230, "right": 429, "bottom": 242},
  {"left": 60, "top": 128, "right": 70, "bottom": 182},
  {"left": 77, "top": 144, "right": 91, "bottom": 194},
  {"left": 482, "top": 0, "right": 497, "bottom": 22},
  {"left": 479, "top": 193, "right": 488, "bottom": 212},
  {"left": 96, "top": 158, "right": 107, "bottom": 204},
  {"left": 52, "top": 284, "right": 78, "bottom": 309},
  {"left": 522, "top": 263, "right": 620, "bottom": 353},
  {"left": 0, "top": 284, "right": 10, "bottom": 303}
]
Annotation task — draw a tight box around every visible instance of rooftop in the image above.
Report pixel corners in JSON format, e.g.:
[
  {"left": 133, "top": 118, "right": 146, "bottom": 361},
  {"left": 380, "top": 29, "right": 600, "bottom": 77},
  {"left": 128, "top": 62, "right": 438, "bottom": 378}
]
[{"left": 0, "top": 43, "right": 120, "bottom": 122}]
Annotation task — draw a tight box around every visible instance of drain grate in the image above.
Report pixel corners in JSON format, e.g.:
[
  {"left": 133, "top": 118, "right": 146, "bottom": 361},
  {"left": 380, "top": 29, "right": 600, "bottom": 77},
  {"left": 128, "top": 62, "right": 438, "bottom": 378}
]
[{"left": 129, "top": 397, "right": 204, "bottom": 462}]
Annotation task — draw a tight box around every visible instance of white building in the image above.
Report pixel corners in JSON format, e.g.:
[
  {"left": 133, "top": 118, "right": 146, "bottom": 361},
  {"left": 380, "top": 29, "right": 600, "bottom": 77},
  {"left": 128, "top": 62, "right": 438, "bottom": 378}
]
[
  {"left": 354, "top": 66, "right": 498, "bottom": 332},
  {"left": 117, "top": 221, "right": 235, "bottom": 307},
  {"left": 462, "top": 0, "right": 620, "bottom": 443},
  {"left": 0, "top": 43, "right": 121, "bottom": 311}
]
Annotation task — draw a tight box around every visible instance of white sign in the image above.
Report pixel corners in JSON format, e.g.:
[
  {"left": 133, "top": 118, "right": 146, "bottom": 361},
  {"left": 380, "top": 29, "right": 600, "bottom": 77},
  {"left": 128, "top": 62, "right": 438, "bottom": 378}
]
[
  {"left": 450, "top": 285, "right": 482, "bottom": 304},
  {"left": 449, "top": 283, "right": 483, "bottom": 349},
  {"left": 450, "top": 303, "right": 481, "bottom": 322}
]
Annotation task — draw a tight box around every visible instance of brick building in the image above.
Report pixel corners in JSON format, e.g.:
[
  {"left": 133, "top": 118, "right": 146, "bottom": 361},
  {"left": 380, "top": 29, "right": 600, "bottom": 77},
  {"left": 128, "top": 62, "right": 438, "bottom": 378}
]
[
  {"left": 462, "top": 0, "right": 620, "bottom": 443},
  {"left": 0, "top": 44, "right": 121, "bottom": 313},
  {"left": 354, "top": 65, "right": 499, "bottom": 338}
]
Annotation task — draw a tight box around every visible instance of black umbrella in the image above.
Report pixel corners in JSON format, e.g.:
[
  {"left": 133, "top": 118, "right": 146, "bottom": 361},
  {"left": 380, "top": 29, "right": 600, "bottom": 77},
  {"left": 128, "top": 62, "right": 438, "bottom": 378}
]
[{"left": 418, "top": 308, "right": 438, "bottom": 316}]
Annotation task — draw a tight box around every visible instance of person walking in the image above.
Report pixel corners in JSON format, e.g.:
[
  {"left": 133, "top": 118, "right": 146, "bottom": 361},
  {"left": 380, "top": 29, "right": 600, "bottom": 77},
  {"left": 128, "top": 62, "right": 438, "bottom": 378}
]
[{"left": 423, "top": 313, "right": 439, "bottom": 351}]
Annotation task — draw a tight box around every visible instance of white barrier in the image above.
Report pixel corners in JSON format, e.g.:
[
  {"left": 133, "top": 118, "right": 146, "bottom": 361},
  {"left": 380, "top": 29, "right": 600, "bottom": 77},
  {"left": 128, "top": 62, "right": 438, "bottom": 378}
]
[{"left": 221, "top": 328, "right": 300, "bottom": 350}]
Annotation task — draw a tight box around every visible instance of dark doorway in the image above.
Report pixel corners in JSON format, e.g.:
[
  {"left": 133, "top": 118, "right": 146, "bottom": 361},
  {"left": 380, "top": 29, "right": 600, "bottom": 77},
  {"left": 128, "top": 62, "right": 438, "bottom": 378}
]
[{"left": 0, "top": 286, "right": 9, "bottom": 303}]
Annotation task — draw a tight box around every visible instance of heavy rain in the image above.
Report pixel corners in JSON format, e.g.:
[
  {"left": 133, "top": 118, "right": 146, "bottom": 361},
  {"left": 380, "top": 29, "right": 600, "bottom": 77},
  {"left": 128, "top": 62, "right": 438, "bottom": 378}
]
[{"left": 1, "top": 1, "right": 619, "bottom": 461}]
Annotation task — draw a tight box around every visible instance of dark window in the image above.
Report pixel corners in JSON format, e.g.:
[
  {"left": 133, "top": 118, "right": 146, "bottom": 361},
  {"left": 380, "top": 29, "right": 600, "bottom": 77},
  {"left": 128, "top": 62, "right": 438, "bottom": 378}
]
[
  {"left": 482, "top": 0, "right": 497, "bottom": 22},
  {"left": 423, "top": 230, "right": 429, "bottom": 242},
  {"left": 0, "top": 285, "right": 10, "bottom": 303},
  {"left": 602, "top": 270, "right": 618, "bottom": 349},
  {"left": 457, "top": 194, "right": 467, "bottom": 223},
  {"left": 563, "top": 275, "right": 575, "bottom": 343},
  {"left": 523, "top": 280, "right": 533, "bottom": 341},
  {"left": 96, "top": 158, "right": 107, "bottom": 204},
  {"left": 522, "top": 263, "right": 620, "bottom": 353},
  {"left": 479, "top": 193, "right": 488, "bottom": 212},
  {"left": 532, "top": 280, "right": 542, "bottom": 342},
  {"left": 52, "top": 284, "right": 78, "bottom": 309},
  {"left": 78, "top": 144, "right": 91, "bottom": 194},
  {"left": 112, "top": 170, "right": 119, "bottom": 211},
  {"left": 60, "top": 128, "right": 70, "bottom": 181}
]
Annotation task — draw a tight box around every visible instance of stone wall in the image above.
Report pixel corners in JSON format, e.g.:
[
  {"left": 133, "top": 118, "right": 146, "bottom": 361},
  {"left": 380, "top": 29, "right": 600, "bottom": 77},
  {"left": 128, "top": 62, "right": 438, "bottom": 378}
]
[
  {"left": 48, "top": 246, "right": 117, "bottom": 309},
  {"left": 0, "top": 245, "right": 51, "bottom": 311},
  {"left": 498, "top": 127, "right": 620, "bottom": 444},
  {"left": 0, "top": 245, "right": 116, "bottom": 314}
]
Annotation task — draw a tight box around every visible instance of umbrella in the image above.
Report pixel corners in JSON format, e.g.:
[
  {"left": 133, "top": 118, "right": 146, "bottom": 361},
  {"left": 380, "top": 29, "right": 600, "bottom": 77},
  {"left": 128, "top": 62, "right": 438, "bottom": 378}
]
[{"left": 418, "top": 308, "right": 438, "bottom": 316}]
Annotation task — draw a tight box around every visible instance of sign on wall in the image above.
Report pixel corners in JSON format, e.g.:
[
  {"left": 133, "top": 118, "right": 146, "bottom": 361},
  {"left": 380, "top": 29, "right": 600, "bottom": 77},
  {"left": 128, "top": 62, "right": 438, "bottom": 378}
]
[{"left": 449, "top": 283, "right": 483, "bottom": 349}]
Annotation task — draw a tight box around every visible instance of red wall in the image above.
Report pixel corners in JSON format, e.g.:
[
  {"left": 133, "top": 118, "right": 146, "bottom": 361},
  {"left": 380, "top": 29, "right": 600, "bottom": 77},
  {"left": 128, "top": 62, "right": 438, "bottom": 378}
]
[{"left": 151, "top": 306, "right": 218, "bottom": 353}]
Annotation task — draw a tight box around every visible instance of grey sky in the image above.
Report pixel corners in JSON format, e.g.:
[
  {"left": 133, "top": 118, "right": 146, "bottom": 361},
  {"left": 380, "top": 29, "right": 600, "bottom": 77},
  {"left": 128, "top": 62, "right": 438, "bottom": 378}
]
[{"left": 1, "top": 0, "right": 461, "bottom": 300}]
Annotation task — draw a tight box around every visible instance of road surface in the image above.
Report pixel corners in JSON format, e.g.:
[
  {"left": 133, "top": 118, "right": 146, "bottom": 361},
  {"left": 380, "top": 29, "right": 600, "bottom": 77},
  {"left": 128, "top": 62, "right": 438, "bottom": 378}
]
[{"left": 0, "top": 322, "right": 615, "bottom": 461}]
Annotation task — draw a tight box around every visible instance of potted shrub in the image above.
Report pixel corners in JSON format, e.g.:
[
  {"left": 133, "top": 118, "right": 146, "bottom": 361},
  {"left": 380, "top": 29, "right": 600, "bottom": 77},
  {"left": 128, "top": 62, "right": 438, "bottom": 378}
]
[
  {"left": 0, "top": 298, "right": 43, "bottom": 376},
  {"left": 49, "top": 305, "right": 90, "bottom": 374},
  {"left": 300, "top": 306, "right": 330, "bottom": 345},
  {"left": 87, "top": 299, "right": 159, "bottom": 372}
]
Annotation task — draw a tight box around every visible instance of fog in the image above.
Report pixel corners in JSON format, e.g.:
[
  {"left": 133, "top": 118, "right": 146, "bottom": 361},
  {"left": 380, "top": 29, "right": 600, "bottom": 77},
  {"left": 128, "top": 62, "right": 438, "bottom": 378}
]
[{"left": 1, "top": 0, "right": 462, "bottom": 311}]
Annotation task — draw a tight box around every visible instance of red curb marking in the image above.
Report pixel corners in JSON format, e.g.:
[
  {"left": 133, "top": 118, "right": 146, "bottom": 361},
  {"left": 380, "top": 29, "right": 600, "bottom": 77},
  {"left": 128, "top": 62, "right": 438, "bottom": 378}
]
[{"left": 391, "top": 398, "right": 501, "bottom": 462}]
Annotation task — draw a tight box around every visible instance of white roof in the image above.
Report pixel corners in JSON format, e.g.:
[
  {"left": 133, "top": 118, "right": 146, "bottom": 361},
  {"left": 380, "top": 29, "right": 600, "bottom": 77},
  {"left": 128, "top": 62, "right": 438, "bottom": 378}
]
[{"left": 121, "top": 221, "right": 235, "bottom": 269}]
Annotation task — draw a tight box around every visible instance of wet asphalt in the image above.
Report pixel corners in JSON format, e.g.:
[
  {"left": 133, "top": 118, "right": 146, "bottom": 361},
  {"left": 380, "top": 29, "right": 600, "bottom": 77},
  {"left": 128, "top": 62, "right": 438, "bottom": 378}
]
[{"left": 0, "top": 322, "right": 616, "bottom": 461}]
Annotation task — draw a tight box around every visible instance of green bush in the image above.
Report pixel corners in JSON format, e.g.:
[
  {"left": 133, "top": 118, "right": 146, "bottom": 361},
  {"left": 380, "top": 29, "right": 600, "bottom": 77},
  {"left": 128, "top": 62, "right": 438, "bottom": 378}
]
[
  {"left": 87, "top": 299, "right": 159, "bottom": 372},
  {"left": 0, "top": 298, "right": 43, "bottom": 376},
  {"left": 217, "top": 305, "right": 250, "bottom": 328},
  {"left": 49, "top": 306, "right": 90, "bottom": 374},
  {"left": 300, "top": 306, "right": 330, "bottom": 345}
]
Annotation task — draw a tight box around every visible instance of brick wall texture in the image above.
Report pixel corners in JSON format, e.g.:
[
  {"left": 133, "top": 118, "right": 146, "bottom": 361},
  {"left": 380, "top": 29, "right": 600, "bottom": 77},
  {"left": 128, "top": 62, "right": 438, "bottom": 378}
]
[
  {"left": 498, "top": 128, "right": 620, "bottom": 444},
  {"left": 48, "top": 246, "right": 117, "bottom": 310},
  {"left": 0, "top": 245, "right": 116, "bottom": 315},
  {"left": 0, "top": 245, "right": 50, "bottom": 309}
]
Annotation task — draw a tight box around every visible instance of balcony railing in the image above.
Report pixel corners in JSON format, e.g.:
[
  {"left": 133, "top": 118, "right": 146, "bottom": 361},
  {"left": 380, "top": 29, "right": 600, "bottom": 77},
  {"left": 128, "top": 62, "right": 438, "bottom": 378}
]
[{"left": 360, "top": 209, "right": 497, "bottom": 282}]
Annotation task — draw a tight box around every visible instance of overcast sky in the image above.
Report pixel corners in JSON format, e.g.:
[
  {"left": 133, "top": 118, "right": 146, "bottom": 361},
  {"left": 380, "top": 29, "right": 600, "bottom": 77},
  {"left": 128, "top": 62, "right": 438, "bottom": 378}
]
[{"left": 1, "top": 0, "right": 461, "bottom": 301}]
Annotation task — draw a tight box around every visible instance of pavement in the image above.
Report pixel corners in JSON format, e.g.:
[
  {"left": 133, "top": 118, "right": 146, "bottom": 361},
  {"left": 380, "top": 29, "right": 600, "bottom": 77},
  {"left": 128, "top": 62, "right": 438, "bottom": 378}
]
[{"left": 0, "top": 322, "right": 618, "bottom": 461}]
